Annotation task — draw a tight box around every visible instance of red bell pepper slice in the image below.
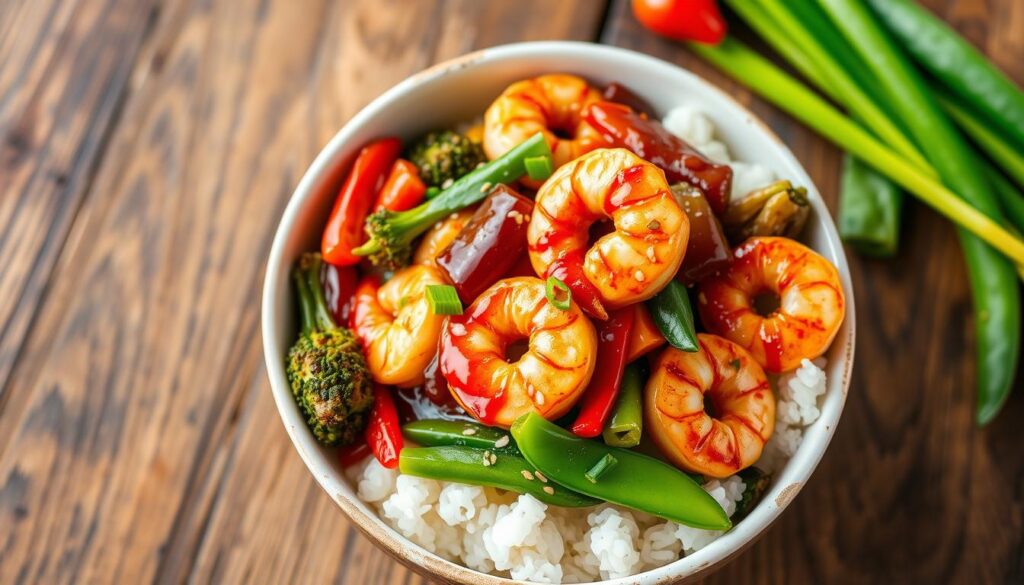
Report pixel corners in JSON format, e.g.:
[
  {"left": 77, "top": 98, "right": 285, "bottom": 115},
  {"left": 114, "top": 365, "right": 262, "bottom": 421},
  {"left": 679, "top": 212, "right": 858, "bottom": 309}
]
[
  {"left": 375, "top": 159, "right": 427, "bottom": 212},
  {"left": 365, "top": 384, "right": 403, "bottom": 469},
  {"left": 322, "top": 138, "right": 402, "bottom": 266},
  {"left": 571, "top": 307, "right": 636, "bottom": 437},
  {"left": 321, "top": 262, "right": 358, "bottom": 326},
  {"left": 631, "top": 0, "right": 727, "bottom": 45}
]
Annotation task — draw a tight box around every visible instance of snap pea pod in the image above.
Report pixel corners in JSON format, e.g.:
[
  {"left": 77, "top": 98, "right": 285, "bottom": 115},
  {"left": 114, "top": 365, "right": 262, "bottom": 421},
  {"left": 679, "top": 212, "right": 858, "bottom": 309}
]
[
  {"left": 602, "top": 363, "right": 644, "bottom": 448},
  {"left": 511, "top": 413, "right": 730, "bottom": 530},
  {"left": 817, "top": 0, "right": 1021, "bottom": 426},
  {"left": 839, "top": 153, "right": 903, "bottom": 257},
  {"left": 646, "top": 280, "right": 698, "bottom": 352},
  {"left": 399, "top": 446, "right": 598, "bottom": 508},
  {"left": 865, "top": 0, "right": 1024, "bottom": 151},
  {"left": 402, "top": 420, "right": 520, "bottom": 455}
]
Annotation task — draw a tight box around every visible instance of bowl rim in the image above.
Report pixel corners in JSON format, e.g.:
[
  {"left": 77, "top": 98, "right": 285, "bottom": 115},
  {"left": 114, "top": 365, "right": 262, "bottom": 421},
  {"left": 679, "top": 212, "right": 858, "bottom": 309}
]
[{"left": 261, "top": 40, "right": 856, "bottom": 585}]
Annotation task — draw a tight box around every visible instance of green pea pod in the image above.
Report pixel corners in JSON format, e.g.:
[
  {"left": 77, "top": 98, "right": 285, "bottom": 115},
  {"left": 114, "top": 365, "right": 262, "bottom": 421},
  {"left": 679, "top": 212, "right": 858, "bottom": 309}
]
[
  {"left": 399, "top": 446, "right": 598, "bottom": 508},
  {"left": 865, "top": 0, "right": 1024, "bottom": 151},
  {"left": 839, "top": 153, "right": 903, "bottom": 257},
  {"left": 817, "top": 0, "right": 1021, "bottom": 425},
  {"left": 402, "top": 420, "right": 520, "bottom": 455},
  {"left": 511, "top": 413, "right": 731, "bottom": 530},
  {"left": 602, "top": 363, "right": 644, "bottom": 448},
  {"left": 647, "top": 280, "right": 699, "bottom": 352}
]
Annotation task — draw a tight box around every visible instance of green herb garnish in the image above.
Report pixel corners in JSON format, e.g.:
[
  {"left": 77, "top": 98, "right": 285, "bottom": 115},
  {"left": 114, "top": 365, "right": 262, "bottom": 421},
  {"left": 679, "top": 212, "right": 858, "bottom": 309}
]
[
  {"left": 545, "top": 276, "right": 571, "bottom": 311},
  {"left": 425, "top": 285, "right": 463, "bottom": 315}
]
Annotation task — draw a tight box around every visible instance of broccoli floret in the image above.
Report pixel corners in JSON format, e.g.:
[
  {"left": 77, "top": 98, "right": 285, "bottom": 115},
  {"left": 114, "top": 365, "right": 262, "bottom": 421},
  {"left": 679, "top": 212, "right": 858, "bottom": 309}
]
[
  {"left": 286, "top": 253, "right": 373, "bottom": 446},
  {"left": 408, "top": 130, "right": 486, "bottom": 188}
]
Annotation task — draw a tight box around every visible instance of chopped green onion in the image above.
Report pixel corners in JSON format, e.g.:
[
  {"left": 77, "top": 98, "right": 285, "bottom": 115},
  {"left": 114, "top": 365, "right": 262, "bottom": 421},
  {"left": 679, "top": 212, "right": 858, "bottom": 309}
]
[
  {"left": 425, "top": 285, "right": 463, "bottom": 315},
  {"left": 425, "top": 186, "right": 442, "bottom": 199},
  {"left": 545, "top": 276, "right": 571, "bottom": 310},
  {"left": 524, "top": 155, "right": 553, "bottom": 181},
  {"left": 584, "top": 454, "right": 618, "bottom": 483}
]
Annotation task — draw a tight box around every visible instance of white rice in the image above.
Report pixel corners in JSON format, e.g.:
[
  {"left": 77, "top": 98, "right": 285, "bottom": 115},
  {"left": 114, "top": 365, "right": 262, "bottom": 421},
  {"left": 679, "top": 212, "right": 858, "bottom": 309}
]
[{"left": 349, "top": 107, "right": 829, "bottom": 583}]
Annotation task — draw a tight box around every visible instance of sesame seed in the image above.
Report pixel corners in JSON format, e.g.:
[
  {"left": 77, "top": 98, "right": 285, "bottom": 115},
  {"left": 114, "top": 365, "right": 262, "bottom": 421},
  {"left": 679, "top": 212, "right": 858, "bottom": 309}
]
[
  {"left": 536, "top": 391, "right": 545, "bottom": 406},
  {"left": 482, "top": 451, "right": 492, "bottom": 466},
  {"left": 521, "top": 470, "right": 535, "bottom": 481},
  {"left": 634, "top": 270, "right": 645, "bottom": 282},
  {"left": 535, "top": 471, "right": 548, "bottom": 483},
  {"left": 462, "top": 428, "right": 477, "bottom": 436},
  {"left": 543, "top": 486, "right": 555, "bottom": 495},
  {"left": 441, "top": 178, "right": 454, "bottom": 189},
  {"left": 648, "top": 219, "right": 661, "bottom": 230},
  {"left": 646, "top": 246, "right": 657, "bottom": 262},
  {"left": 479, "top": 182, "right": 492, "bottom": 193},
  {"left": 489, "top": 453, "right": 497, "bottom": 464},
  {"left": 494, "top": 435, "right": 510, "bottom": 448}
]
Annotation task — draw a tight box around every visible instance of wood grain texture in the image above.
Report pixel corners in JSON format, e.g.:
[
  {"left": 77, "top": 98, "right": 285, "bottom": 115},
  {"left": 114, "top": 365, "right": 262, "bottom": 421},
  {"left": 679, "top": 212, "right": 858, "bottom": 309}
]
[{"left": 0, "top": 0, "right": 1021, "bottom": 583}]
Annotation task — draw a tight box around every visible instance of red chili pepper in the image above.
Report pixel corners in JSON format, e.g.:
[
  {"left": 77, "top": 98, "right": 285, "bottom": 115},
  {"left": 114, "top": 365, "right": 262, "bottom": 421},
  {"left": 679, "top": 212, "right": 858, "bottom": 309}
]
[
  {"left": 365, "top": 384, "right": 404, "bottom": 469},
  {"left": 571, "top": 307, "right": 636, "bottom": 437},
  {"left": 585, "top": 101, "right": 733, "bottom": 214},
  {"left": 338, "top": 442, "right": 372, "bottom": 467},
  {"left": 547, "top": 253, "right": 608, "bottom": 321},
  {"left": 631, "top": 0, "right": 727, "bottom": 45},
  {"left": 375, "top": 159, "right": 427, "bottom": 212},
  {"left": 322, "top": 138, "right": 402, "bottom": 266}
]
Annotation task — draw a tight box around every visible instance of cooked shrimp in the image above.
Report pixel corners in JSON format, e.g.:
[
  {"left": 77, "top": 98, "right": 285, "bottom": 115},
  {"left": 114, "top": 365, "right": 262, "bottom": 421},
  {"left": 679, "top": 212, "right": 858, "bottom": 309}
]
[
  {"left": 438, "top": 277, "right": 598, "bottom": 428},
  {"left": 413, "top": 208, "right": 475, "bottom": 266},
  {"left": 527, "top": 148, "right": 689, "bottom": 319},
  {"left": 645, "top": 334, "right": 775, "bottom": 478},
  {"left": 697, "top": 236, "right": 845, "bottom": 373},
  {"left": 351, "top": 265, "right": 449, "bottom": 386},
  {"left": 483, "top": 74, "right": 605, "bottom": 170}
]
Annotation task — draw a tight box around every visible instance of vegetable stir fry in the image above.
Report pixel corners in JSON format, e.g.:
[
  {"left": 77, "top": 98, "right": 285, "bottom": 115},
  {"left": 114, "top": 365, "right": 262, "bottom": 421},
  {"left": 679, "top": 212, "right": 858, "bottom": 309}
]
[{"left": 284, "top": 75, "right": 848, "bottom": 542}]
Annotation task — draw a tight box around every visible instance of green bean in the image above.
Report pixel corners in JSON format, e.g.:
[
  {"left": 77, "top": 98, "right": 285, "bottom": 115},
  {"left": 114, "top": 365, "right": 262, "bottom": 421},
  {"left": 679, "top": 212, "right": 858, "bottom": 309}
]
[
  {"left": 511, "top": 413, "right": 731, "bottom": 530},
  {"left": 865, "top": 0, "right": 1024, "bottom": 151},
  {"left": 646, "top": 280, "right": 698, "bottom": 352},
  {"left": 816, "top": 0, "right": 1021, "bottom": 425},
  {"left": 399, "top": 446, "right": 598, "bottom": 508},
  {"left": 839, "top": 154, "right": 903, "bottom": 257},
  {"left": 402, "top": 420, "right": 520, "bottom": 455},
  {"left": 602, "top": 363, "right": 644, "bottom": 448}
]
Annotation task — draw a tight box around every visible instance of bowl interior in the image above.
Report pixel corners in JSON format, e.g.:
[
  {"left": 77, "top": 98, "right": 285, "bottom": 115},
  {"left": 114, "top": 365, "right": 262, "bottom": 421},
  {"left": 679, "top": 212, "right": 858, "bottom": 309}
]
[{"left": 262, "top": 42, "right": 855, "bottom": 585}]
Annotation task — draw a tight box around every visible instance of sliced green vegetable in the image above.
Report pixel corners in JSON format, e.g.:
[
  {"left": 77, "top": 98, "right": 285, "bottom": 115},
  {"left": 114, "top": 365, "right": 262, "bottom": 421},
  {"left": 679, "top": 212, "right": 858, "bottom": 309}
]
[
  {"left": 602, "top": 363, "right": 644, "bottom": 448},
  {"left": 511, "top": 412, "right": 730, "bottom": 530},
  {"left": 399, "top": 445, "right": 599, "bottom": 508},
  {"left": 988, "top": 165, "right": 1024, "bottom": 236},
  {"left": 584, "top": 454, "right": 618, "bottom": 483},
  {"left": 524, "top": 155, "right": 554, "bottom": 181},
  {"left": 425, "top": 284, "right": 463, "bottom": 315},
  {"left": 647, "top": 280, "right": 698, "bottom": 352},
  {"left": 839, "top": 153, "right": 903, "bottom": 257},
  {"left": 545, "top": 276, "right": 572, "bottom": 310},
  {"left": 865, "top": 0, "right": 1024, "bottom": 151},
  {"left": 402, "top": 420, "right": 520, "bottom": 455},
  {"left": 940, "top": 95, "right": 1024, "bottom": 190},
  {"left": 424, "top": 186, "right": 442, "bottom": 199}
]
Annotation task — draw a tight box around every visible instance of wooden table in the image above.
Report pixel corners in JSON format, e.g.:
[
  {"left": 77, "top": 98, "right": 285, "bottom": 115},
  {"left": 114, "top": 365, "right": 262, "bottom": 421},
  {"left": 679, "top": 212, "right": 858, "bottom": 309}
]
[{"left": 2, "top": 0, "right": 1022, "bottom": 583}]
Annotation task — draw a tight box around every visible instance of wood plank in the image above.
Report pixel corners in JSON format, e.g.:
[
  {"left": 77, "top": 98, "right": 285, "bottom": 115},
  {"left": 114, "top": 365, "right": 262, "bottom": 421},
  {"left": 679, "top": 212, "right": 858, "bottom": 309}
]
[
  {"left": 602, "top": 1, "right": 1024, "bottom": 584},
  {"left": 0, "top": 0, "right": 606, "bottom": 584},
  {"left": 0, "top": 0, "right": 159, "bottom": 408}
]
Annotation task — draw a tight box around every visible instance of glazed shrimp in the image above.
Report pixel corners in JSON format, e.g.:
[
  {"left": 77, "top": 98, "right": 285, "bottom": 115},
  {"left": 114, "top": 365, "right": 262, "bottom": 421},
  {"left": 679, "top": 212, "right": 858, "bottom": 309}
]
[
  {"left": 697, "top": 237, "right": 845, "bottom": 373},
  {"left": 413, "top": 208, "right": 475, "bottom": 266},
  {"left": 527, "top": 148, "right": 689, "bottom": 319},
  {"left": 438, "top": 277, "right": 598, "bottom": 428},
  {"left": 484, "top": 74, "right": 606, "bottom": 170},
  {"left": 351, "top": 265, "right": 449, "bottom": 386},
  {"left": 645, "top": 334, "right": 775, "bottom": 478}
]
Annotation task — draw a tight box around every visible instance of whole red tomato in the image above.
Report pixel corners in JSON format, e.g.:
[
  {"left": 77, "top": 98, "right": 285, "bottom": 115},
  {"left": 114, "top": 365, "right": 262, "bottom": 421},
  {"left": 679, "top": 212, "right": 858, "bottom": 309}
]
[{"left": 632, "top": 0, "right": 727, "bottom": 45}]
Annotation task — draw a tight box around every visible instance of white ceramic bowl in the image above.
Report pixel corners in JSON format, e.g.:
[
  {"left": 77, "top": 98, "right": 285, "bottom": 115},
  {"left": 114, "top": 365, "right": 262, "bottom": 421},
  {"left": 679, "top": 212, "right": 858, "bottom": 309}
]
[{"left": 262, "top": 41, "right": 856, "bottom": 584}]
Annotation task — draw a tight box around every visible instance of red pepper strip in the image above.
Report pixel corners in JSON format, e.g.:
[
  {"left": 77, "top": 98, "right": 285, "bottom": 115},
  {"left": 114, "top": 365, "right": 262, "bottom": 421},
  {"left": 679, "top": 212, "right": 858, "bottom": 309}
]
[
  {"left": 366, "top": 384, "right": 404, "bottom": 469},
  {"left": 585, "top": 101, "right": 733, "bottom": 215},
  {"left": 374, "top": 159, "right": 427, "bottom": 212},
  {"left": 338, "top": 442, "right": 372, "bottom": 467},
  {"left": 547, "top": 254, "right": 608, "bottom": 321},
  {"left": 322, "top": 138, "right": 402, "bottom": 265},
  {"left": 571, "top": 307, "right": 636, "bottom": 438},
  {"left": 631, "top": 0, "right": 727, "bottom": 45},
  {"left": 321, "top": 262, "right": 358, "bottom": 326}
]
